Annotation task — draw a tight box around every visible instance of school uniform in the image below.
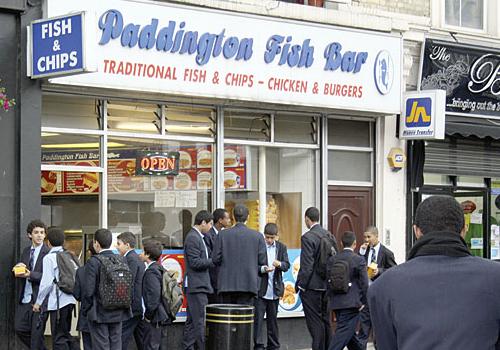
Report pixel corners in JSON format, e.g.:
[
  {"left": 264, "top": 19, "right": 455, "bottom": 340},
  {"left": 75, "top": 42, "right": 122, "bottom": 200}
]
[
  {"left": 15, "top": 243, "right": 50, "bottom": 350},
  {"left": 83, "top": 249, "right": 131, "bottom": 350},
  {"left": 205, "top": 226, "right": 220, "bottom": 304},
  {"left": 121, "top": 249, "right": 145, "bottom": 350},
  {"left": 74, "top": 266, "right": 92, "bottom": 350},
  {"left": 254, "top": 240, "right": 290, "bottom": 350},
  {"left": 35, "top": 246, "right": 77, "bottom": 350},
  {"left": 183, "top": 227, "right": 213, "bottom": 350},
  {"left": 140, "top": 261, "right": 169, "bottom": 350}
]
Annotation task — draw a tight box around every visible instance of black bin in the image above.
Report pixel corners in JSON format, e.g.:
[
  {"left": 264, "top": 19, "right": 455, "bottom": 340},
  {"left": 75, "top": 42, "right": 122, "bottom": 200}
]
[{"left": 205, "top": 304, "right": 254, "bottom": 350}]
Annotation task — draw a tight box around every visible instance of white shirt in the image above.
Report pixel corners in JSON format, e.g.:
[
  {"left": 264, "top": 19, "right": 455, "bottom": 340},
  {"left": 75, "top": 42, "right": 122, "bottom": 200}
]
[
  {"left": 22, "top": 244, "right": 43, "bottom": 304},
  {"left": 36, "top": 246, "right": 76, "bottom": 310},
  {"left": 367, "top": 242, "right": 381, "bottom": 264},
  {"left": 263, "top": 242, "right": 277, "bottom": 300}
]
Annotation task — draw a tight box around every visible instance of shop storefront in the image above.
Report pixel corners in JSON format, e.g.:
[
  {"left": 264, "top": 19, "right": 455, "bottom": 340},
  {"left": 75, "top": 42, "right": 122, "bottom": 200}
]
[
  {"left": 33, "top": 0, "right": 402, "bottom": 347},
  {"left": 408, "top": 39, "right": 500, "bottom": 260}
]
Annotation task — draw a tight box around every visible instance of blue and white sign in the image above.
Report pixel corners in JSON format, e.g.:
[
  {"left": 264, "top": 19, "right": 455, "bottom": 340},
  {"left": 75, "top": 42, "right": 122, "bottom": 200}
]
[
  {"left": 400, "top": 90, "right": 446, "bottom": 140},
  {"left": 28, "top": 13, "right": 89, "bottom": 78},
  {"left": 46, "top": 0, "right": 402, "bottom": 113}
]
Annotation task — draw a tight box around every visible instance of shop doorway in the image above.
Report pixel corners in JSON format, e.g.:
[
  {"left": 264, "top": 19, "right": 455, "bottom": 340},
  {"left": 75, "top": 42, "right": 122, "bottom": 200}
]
[
  {"left": 328, "top": 186, "right": 373, "bottom": 249},
  {"left": 417, "top": 186, "right": 489, "bottom": 258}
]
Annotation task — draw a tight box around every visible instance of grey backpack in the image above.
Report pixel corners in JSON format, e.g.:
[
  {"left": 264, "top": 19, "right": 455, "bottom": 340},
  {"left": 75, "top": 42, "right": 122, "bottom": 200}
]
[
  {"left": 54, "top": 250, "right": 81, "bottom": 294},
  {"left": 161, "top": 269, "right": 183, "bottom": 321}
]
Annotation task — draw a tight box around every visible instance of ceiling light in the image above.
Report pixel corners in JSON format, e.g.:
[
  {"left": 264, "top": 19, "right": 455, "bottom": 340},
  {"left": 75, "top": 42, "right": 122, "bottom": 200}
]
[{"left": 42, "top": 142, "right": 125, "bottom": 149}]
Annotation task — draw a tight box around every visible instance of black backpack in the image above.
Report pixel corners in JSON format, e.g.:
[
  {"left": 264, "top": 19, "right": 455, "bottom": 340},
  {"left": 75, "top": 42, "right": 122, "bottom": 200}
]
[
  {"left": 52, "top": 250, "right": 81, "bottom": 294},
  {"left": 313, "top": 231, "right": 338, "bottom": 279},
  {"left": 96, "top": 255, "right": 133, "bottom": 310},
  {"left": 328, "top": 256, "right": 352, "bottom": 294}
]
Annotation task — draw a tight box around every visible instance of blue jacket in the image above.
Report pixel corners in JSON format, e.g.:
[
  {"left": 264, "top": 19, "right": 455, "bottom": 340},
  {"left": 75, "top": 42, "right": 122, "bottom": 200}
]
[{"left": 368, "top": 255, "right": 500, "bottom": 350}]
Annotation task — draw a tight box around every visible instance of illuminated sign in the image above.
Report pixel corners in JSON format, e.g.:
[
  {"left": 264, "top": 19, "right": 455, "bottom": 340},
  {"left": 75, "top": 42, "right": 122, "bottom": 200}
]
[
  {"left": 400, "top": 90, "right": 445, "bottom": 140},
  {"left": 136, "top": 151, "right": 180, "bottom": 176}
]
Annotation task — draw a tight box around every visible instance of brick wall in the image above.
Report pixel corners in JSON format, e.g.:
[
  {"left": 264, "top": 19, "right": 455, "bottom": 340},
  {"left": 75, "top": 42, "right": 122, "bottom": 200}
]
[{"left": 351, "top": 0, "right": 430, "bottom": 17}]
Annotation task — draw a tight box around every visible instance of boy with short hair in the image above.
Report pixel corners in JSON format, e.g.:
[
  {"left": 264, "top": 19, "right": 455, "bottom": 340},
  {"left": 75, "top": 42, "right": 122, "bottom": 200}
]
[
  {"left": 14, "top": 219, "right": 50, "bottom": 350},
  {"left": 33, "top": 227, "right": 77, "bottom": 350},
  {"left": 254, "top": 223, "right": 290, "bottom": 350},
  {"left": 139, "top": 239, "right": 168, "bottom": 350},
  {"left": 83, "top": 228, "right": 131, "bottom": 350},
  {"left": 116, "top": 231, "right": 144, "bottom": 350}
]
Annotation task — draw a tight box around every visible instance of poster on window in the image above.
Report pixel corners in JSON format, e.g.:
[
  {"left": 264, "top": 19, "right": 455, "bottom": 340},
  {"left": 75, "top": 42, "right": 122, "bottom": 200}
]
[
  {"left": 420, "top": 39, "right": 500, "bottom": 117},
  {"left": 278, "top": 248, "right": 303, "bottom": 317},
  {"left": 160, "top": 250, "right": 187, "bottom": 319}
]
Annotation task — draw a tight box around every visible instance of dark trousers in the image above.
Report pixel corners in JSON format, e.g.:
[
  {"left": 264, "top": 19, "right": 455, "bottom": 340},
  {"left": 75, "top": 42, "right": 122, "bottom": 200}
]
[
  {"left": 219, "top": 292, "right": 255, "bottom": 306},
  {"left": 82, "top": 331, "right": 93, "bottom": 350},
  {"left": 89, "top": 320, "right": 122, "bottom": 350},
  {"left": 138, "top": 320, "right": 162, "bottom": 350},
  {"left": 49, "top": 304, "right": 74, "bottom": 350},
  {"left": 122, "top": 315, "right": 142, "bottom": 350},
  {"left": 254, "top": 298, "right": 280, "bottom": 350},
  {"left": 358, "top": 304, "right": 371, "bottom": 349},
  {"left": 207, "top": 292, "right": 221, "bottom": 305},
  {"left": 328, "top": 308, "right": 363, "bottom": 350},
  {"left": 301, "top": 290, "right": 330, "bottom": 350},
  {"left": 183, "top": 292, "right": 208, "bottom": 350},
  {"left": 15, "top": 302, "right": 49, "bottom": 350}
]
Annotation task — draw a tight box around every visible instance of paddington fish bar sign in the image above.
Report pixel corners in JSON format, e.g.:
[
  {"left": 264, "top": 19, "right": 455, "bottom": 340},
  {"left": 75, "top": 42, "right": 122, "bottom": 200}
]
[
  {"left": 46, "top": 0, "right": 402, "bottom": 113},
  {"left": 400, "top": 90, "right": 446, "bottom": 140}
]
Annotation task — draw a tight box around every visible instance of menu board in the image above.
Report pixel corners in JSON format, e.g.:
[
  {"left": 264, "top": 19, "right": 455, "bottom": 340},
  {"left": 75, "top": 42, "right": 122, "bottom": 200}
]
[{"left": 41, "top": 145, "right": 248, "bottom": 195}]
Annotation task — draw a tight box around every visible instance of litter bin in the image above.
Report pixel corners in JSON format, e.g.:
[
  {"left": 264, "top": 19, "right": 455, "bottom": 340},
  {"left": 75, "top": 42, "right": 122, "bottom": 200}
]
[{"left": 205, "top": 304, "right": 254, "bottom": 350}]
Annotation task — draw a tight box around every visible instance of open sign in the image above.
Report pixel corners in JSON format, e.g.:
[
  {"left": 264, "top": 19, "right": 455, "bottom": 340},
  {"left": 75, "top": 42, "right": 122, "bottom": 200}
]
[{"left": 136, "top": 151, "right": 180, "bottom": 176}]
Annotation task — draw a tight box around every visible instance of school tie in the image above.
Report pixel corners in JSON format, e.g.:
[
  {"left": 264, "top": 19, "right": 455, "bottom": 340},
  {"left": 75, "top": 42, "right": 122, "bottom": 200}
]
[
  {"left": 29, "top": 248, "right": 35, "bottom": 271},
  {"left": 370, "top": 247, "right": 377, "bottom": 264}
]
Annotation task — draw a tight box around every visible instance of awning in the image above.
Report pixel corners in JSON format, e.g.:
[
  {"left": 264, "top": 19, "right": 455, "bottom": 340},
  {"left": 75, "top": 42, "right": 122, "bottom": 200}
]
[{"left": 446, "top": 116, "right": 500, "bottom": 140}]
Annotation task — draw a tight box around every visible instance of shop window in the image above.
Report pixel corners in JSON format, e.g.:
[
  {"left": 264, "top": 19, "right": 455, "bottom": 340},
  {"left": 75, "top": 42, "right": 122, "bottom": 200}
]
[
  {"left": 423, "top": 173, "right": 453, "bottom": 186},
  {"left": 165, "top": 106, "right": 215, "bottom": 137},
  {"left": 224, "top": 145, "right": 316, "bottom": 249},
  {"left": 328, "top": 119, "right": 371, "bottom": 147},
  {"left": 274, "top": 114, "right": 318, "bottom": 144},
  {"left": 106, "top": 137, "right": 213, "bottom": 249},
  {"left": 224, "top": 111, "right": 271, "bottom": 141},
  {"left": 42, "top": 95, "right": 100, "bottom": 129},
  {"left": 42, "top": 133, "right": 101, "bottom": 166},
  {"left": 107, "top": 100, "right": 161, "bottom": 134},
  {"left": 328, "top": 150, "right": 371, "bottom": 183},
  {"left": 445, "top": 0, "right": 484, "bottom": 30}
]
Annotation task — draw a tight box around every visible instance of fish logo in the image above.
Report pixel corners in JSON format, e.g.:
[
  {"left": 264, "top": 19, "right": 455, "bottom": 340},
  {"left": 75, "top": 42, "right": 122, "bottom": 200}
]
[{"left": 374, "top": 50, "right": 394, "bottom": 95}]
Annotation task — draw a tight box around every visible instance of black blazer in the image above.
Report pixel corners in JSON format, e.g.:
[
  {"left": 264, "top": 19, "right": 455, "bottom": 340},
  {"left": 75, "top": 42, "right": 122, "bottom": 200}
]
[
  {"left": 296, "top": 224, "right": 338, "bottom": 291},
  {"left": 327, "top": 249, "right": 368, "bottom": 310},
  {"left": 258, "top": 241, "right": 290, "bottom": 298},
  {"left": 18, "top": 244, "right": 50, "bottom": 304},
  {"left": 213, "top": 223, "right": 267, "bottom": 295},
  {"left": 184, "top": 228, "right": 213, "bottom": 294},
  {"left": 74, "top": 266, "right": 90, "bottom": 332},
  {"left": 206, "top": 226, "right": 219, "bottom": 292},
  {"left": 124, "top": 250, "right": 145, "bottom": 317},
  {"left": 363, "top": 243, "right": 397, "bottom": 281},
  {"left": 83, "top": 250, "right": 131, "bottom": 323},
  {"left": 142, "top": 262, "right": 168, "bottom": 324}
]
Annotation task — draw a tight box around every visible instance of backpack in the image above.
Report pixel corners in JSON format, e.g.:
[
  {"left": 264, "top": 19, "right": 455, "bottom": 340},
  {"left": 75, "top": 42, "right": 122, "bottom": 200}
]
[
  {"left": 53, "top": 250, "right": 81, "bottom": 294},
  {"left": 328, "top": 256, "right": 352, "bottom": 294},
  {"left": 95, "top": 255, "right": 133, "bottom": 310},
  {"left": 313, "top": 231, "right": 338, "bottom": 279},
  {"left": 161, "top": 269, "right": 183, "bottom": 322}
]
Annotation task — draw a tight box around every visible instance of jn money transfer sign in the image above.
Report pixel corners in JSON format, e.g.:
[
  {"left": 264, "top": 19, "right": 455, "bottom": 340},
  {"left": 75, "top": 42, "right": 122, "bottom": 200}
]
[
  {"left": 399, "top": 90, "right": 446, "bottom": 140},
  {"left": 28, "top": 12, "right": 94, "bottom": 78}
]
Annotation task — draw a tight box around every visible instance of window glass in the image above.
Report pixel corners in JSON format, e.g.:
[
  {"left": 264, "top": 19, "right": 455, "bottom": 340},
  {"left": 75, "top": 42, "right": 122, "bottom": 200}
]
[
  {"left": 224, "top": 145, "right": 316, "bottom": 249},
  {"left": 423, "top": 173, "right": 452, "bottom": 186},
  {"left": 42, "top": 95, "right": 100, "bottom": 129},
  {"left": 445, "top": 0, "right": 484, "bottom": 30},
  {"left": 328, "top": 150, "right": 371, "bottom": 182},
  {"left": 274, "top": 114, "right": 317, "bottom": 144},
  {"left": 165, "top": 106, "right": 215, "bottom": 137},
  {"left": 42, "top": 133, "right": 101, "bottom": 166},
  {"left": 107, "top": 100, "right": 161, "bottom": 134},
  {"left": 224, "top": 111, "right": 271, "bottom": 141},
  {"left": 328, "top": 119, "right": 371, "bottom": 147},
  {"left": 106, "top": 137, "right": 213, "bottom": 249}
]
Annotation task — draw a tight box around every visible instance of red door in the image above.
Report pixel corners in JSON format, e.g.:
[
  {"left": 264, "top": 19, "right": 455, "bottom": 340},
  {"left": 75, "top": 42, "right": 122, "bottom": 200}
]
[{"left": 328, "top": 186, "right": 373, "bottom": 249}]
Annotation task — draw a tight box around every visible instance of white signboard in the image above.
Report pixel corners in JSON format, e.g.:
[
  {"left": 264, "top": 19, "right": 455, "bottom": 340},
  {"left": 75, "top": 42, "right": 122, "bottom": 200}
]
[
  {"left": 399, "top": 90, "right": 446, "bottom": 140},
  {"left": 46, "top": 0, "right": 402, "bottom": 113}
]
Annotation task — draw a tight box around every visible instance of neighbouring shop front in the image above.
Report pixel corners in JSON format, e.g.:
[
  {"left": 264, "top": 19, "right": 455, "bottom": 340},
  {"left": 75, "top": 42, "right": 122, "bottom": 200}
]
[
  {"left": 33, "top": 0, "right": 402, "bottom": 347},
  {"left": 408, "top": 39, "right": 500, "bottom": 260}
]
